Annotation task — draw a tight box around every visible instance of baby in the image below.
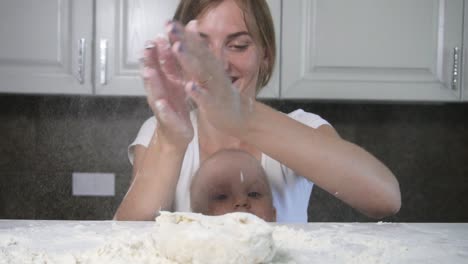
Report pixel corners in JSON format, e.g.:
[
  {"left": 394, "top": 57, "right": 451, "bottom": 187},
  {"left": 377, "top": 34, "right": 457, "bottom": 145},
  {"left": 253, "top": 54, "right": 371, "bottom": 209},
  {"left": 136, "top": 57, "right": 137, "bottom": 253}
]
[{"left": 190, "top": 149, "right": 277, "bottom": 222}]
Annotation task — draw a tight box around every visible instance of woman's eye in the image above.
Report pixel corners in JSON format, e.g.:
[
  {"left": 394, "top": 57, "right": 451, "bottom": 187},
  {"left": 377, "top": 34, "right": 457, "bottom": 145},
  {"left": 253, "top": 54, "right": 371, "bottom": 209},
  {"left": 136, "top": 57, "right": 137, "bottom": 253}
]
[
  {"left": 228, "top": 44, "right": 249, "bottom": 51},
  {"left": 248, "top": 192, "right": 262, "bottom": 198},
  {"left": 213, "top": 194, "right": 228, "bottom": 201}
]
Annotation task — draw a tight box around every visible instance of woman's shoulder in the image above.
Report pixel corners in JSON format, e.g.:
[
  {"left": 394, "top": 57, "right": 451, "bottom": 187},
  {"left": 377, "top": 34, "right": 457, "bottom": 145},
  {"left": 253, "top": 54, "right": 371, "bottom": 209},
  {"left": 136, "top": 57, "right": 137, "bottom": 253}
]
[
  {"left": 133, "top": 116, "right": 158, "bottom": 146},
  {"left": 140, "top": 116, "right": 157, "bottom": 131},
  {"left": 128, "top": 114, "right": 198, "bottom": 165},
  {"left": 127, "top": 117, "right": 157, "bottom": 164},
  {"left": 286, "top": 109, "right": 331, "bottom": 129}
]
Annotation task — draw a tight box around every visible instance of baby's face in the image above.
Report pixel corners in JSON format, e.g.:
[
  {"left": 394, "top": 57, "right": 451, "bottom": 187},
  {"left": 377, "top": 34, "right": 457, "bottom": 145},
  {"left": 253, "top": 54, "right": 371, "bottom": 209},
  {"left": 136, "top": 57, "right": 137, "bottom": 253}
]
[{"left": 191, "top": 153, "right": 276, "bottom": 222}]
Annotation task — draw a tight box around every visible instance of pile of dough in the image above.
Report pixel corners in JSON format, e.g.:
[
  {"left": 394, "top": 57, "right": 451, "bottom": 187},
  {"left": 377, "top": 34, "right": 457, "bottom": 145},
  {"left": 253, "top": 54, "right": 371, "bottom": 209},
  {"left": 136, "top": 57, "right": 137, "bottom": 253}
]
[{"left": 154, "top": 211, "right": 276, "bottom": 264}]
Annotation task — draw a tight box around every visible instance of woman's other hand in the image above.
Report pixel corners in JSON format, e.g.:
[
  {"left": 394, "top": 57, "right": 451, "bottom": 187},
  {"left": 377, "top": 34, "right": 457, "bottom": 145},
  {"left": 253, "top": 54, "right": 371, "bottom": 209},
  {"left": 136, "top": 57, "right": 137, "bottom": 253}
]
[
  {"left": 167, "top": 21, "right": 254, "bottom": 138},
  {"left": 142, "top": 36, "right": 193, "bottom": 149}
]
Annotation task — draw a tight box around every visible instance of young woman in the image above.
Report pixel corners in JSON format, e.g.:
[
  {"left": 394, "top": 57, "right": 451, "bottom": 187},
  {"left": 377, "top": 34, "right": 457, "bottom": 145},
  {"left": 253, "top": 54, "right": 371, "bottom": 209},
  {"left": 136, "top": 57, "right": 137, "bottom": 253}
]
[{"left": 114, "top": 0, "right": 401, "bottom": 222}]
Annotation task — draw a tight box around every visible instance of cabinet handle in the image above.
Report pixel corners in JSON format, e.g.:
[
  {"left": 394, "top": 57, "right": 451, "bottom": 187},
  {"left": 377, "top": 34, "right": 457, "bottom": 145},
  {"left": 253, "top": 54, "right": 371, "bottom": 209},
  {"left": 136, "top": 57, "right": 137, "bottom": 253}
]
[
  {"left": 77, "top": 38, "right": 86, "bottom": 85},
  {"left": 100, "top": 39, "right": 108, "bottom": 85},
  {"left": 452, "top": 47, "right": 460, "bottom": 90}
]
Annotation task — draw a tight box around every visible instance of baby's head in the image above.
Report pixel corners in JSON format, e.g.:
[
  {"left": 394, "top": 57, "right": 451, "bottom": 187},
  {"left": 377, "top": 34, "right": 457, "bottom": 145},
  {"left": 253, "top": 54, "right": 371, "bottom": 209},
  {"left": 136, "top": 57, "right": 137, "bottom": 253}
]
[{"left": 190, "top": 149, "right": 276, "bottom": 222}]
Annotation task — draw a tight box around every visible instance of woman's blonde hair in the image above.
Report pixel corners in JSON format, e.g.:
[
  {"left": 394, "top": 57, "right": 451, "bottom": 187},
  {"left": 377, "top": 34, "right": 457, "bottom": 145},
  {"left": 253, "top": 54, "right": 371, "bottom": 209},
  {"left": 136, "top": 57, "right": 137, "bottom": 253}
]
[{"left": 173, "top": 0, "right": 276, "bottom": 93}]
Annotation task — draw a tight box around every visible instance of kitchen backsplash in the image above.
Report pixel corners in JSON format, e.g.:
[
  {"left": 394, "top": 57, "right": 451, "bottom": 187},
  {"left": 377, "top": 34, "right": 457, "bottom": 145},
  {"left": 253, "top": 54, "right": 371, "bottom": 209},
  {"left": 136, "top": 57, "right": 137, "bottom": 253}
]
[{"left": 0, "top": 95, "right": 467, "bottom": 222}]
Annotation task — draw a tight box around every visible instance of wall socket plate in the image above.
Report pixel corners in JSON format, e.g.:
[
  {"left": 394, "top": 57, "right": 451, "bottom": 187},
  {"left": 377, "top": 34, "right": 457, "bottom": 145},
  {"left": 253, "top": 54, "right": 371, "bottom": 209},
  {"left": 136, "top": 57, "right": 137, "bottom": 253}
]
[{"left": 72, "top": 172, "right": 115, "bottom": 196}]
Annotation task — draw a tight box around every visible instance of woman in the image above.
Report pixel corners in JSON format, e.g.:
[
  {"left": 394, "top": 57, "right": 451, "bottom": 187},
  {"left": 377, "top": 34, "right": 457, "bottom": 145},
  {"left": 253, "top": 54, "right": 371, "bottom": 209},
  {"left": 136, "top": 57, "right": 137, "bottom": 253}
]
[{"left": 114, "top": 0, "right": 401, "bottom": 222}]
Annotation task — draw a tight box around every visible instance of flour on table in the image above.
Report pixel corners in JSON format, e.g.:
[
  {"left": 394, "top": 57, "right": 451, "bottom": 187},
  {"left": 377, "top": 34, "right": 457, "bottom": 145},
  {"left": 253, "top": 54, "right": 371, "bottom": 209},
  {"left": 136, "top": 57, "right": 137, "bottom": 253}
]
[
  {"left": 0, "top": 212, "right": 276, "bottom": 264},
  {"left": 2, "top": 214, "right": 466, "bottom": 263}
]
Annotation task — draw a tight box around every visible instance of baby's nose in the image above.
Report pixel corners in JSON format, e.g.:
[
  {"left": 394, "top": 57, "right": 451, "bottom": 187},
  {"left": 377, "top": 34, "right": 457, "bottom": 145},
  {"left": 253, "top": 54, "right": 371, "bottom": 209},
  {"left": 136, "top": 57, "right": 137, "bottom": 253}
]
[
  {"left": 235, "top": 202, "right": 248, "bottom": 208},
  {"left": 234, "top": 198, "right": 251, "bottom": 210}
]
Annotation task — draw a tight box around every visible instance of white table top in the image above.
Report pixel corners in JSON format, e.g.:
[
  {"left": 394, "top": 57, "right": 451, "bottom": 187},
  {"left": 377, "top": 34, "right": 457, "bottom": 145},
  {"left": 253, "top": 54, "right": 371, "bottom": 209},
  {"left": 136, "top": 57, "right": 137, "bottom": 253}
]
[{"left": 1, "top": 220, "right": 467, "bottom": 263}]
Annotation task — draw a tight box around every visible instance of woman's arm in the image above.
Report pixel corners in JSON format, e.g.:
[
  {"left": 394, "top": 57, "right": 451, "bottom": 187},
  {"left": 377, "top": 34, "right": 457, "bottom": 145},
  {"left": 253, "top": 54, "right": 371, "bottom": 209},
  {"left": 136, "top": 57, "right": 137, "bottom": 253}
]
[
  {"left": 114, "top": 132, "right": 187, "bottom": 221},
  {"left": 166, "top": 21, "right": 400, "bottom": 219},
  {"left": 115, "top": 34, "right": 194, "bottom": 221},
  {"left": 243, "top": 102, "right": 401, "bottom": 219}
]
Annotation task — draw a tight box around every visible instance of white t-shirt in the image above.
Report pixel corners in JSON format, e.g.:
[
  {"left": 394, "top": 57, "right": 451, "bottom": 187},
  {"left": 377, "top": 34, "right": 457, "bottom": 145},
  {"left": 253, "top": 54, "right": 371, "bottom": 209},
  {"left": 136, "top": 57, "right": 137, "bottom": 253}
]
[{"left": 128, "top": 109, "right": 331, "bottom": 223}]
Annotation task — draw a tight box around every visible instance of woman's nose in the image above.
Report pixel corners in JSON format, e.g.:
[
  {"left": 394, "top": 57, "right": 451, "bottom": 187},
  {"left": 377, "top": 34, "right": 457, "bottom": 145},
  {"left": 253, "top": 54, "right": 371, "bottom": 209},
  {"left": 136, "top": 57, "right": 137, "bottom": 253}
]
[{"left": 210, "top": 46, "right": 230, "bottom": 71}]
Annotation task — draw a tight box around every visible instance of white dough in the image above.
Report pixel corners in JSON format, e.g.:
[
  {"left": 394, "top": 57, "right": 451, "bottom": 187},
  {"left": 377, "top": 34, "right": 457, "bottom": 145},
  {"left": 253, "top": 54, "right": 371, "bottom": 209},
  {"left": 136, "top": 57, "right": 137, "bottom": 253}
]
[{"left": 154, "top": 211, "right": 276, "bottom": 264}]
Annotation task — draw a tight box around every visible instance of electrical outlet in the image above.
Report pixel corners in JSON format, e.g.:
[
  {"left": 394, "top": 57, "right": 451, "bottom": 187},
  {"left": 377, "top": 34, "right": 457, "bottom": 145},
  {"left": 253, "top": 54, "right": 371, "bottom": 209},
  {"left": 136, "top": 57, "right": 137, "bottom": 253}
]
[{"left": 72, "top": 172, "right": 115, "bottom": 196}]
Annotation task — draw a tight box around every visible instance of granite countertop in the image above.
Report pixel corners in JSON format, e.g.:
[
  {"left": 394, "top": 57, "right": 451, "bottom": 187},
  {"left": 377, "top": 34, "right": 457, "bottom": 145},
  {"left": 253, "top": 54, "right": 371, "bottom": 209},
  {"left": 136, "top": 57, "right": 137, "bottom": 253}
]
[{"left": 1, "top": 220, "right": 467, "bottom": 263}]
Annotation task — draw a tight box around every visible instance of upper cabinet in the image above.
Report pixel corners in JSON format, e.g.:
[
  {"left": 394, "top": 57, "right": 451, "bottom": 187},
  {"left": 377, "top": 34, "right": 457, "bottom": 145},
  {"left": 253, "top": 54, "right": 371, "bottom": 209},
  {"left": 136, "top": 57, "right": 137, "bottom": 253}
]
[
  {"left": 94, "top": 0, "right": 280, "bottom": 98},
  {"left": 0, "top": 0, "right": 93, "bottom": 95},
  {"left": 282, "top": 0, "right": 464, "bottom": 101},
  {"left": 1, "top": 0, "right": 466, "bottom": 102}
]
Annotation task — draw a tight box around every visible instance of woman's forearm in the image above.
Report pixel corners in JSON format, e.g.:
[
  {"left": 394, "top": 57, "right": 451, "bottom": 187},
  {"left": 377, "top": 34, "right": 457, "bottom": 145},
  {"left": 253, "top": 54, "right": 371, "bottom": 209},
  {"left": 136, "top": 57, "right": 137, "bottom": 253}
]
[
  {"left": 243, "top": 102, "right": 401, "bottom": 219},
  {"left": 114, "top": 133, "right": 187, "bottom": 221}
]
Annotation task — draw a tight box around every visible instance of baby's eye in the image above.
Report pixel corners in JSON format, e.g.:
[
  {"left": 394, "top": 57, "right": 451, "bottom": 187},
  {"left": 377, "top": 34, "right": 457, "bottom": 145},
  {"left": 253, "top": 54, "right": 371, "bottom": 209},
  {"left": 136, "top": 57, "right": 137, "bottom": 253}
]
[
  {"left": 248, "top": 192, "right": 262, "bottom": 199},
  {"left": 212, "top": 194, "right": 228, "bottom": 201}
]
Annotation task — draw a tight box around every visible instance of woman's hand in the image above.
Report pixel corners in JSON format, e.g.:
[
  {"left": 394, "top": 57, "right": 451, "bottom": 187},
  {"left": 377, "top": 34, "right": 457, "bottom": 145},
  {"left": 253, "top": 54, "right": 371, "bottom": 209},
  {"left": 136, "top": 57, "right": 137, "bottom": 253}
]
[
  {"left": 142, "top": 36, "right": 194, "bottom": 149},
  {"left": 167, "top": 21, "right": 254, "bottom": 138}
]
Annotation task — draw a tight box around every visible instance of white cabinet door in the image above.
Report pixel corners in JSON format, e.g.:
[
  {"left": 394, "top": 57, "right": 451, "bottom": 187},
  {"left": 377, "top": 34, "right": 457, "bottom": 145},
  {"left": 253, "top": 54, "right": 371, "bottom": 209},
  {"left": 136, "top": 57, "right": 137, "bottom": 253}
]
[
  {"left": 95, "top": 0, "right": 281, "bottom": 98},
  {"left": 94, "top": 0, "right": 179, "bottom": 96},
  {"left": 0, "top": 0, "right": 93, "bottom": 95},
  {"left": 282, "top": 0, "right": 463, "bottom": 101}
]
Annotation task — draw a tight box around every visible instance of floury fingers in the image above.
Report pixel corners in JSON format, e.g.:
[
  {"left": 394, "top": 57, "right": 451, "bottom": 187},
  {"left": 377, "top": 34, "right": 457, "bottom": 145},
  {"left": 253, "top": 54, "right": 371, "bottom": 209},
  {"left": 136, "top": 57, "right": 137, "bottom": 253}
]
[{"left": 144, "top": 41, "right": 155, "bottom": 50}]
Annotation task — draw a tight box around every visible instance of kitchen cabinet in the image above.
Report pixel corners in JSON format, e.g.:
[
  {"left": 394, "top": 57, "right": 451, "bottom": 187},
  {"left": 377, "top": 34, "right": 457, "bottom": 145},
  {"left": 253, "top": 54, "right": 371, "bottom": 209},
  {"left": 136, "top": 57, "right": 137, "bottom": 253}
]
[
  {"left": 281, "top": 0, "right": 464, "bottom": 101},
  {"left": 0, "top": 0, "right": 280, "bottom": 98},
  {"left": 2, "top": 0, "right": 463, "bottom": 102},
  {"left": 0, "top": 0, "right": 93, "bottom": 95}
]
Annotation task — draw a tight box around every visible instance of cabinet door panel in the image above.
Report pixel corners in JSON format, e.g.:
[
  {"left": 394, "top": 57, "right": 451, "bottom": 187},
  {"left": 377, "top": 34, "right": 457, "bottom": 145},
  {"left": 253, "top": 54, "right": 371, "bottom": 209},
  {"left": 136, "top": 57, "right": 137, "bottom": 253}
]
[
  {"left": 95, "top": 0, "right": 280, "bottom": 98},
  {"left": 0, "top": 0, "right": 93, "bottom": 94},
  {"left": 282, "top": 0, "right": 463, "bottom": 101},
  {"left": 95, "top": 0, "right": 178, "bottom": 96}
]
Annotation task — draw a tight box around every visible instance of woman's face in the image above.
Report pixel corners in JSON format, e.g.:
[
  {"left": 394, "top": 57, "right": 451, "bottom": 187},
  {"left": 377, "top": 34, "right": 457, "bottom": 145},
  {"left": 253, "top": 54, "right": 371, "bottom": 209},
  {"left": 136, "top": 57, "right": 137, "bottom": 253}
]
[{"left": 196, "top": 0, "right": 265, "bottom": 98}]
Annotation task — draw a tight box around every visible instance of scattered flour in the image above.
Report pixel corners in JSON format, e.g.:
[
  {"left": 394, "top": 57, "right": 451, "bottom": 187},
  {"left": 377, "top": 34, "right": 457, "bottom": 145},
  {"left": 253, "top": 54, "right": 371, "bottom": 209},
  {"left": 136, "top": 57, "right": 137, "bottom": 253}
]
[
  {"left": 78, "top": 230, "right": 173, "bottom": 264},
  {"left": 0, "top": 212, "right": 276, "bottom": 264},
  {"left": 1, "top": 213, "right": 467, "bottom": 263}
]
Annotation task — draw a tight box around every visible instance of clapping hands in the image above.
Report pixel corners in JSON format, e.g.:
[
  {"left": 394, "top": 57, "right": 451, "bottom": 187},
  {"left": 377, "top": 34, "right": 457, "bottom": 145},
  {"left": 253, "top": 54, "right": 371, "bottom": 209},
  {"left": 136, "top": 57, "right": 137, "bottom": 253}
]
[{"left": 142, "top": 20, "right": 255, "bottom": 147}]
